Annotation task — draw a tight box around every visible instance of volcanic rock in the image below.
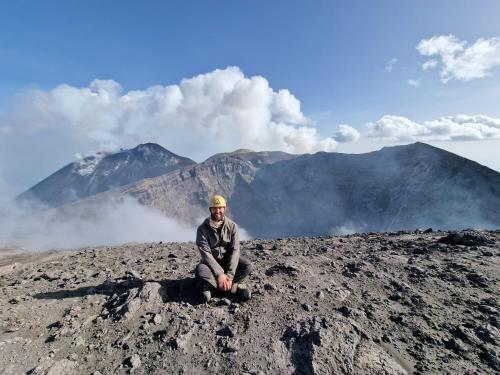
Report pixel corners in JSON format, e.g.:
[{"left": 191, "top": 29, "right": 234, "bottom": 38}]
[
  {"left": 438, "top": 231, "right": 494, "bottom": 246},
  {"left": 0, "top": 229, "right": 498, "bottom": 374}
]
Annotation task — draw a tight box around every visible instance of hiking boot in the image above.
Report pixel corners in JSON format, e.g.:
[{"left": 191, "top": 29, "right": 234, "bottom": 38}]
[
  {"left": 200, "top": 282, "right": 212, "bottom": 303},
  {"left": 202, "top": 289, "right": 211, "bottom": 303},
  {"left": 232, "top": 283, "right": 251, "bottom": 301}
]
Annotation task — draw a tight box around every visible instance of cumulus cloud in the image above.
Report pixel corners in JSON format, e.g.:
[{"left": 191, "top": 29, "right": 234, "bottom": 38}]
[
  {"left": 385, "top": 58, "right": 398, "bottom": 72},
  {"left": 367, "top": 114, "right": 500, "bottom": 141},
  {"left": 0, "top": 66, "right": 337, "bottom": 195},
  {"left": 417, "top": 35, "right": 500, "bottom": 82},
  {"left": 333, "top": 125, "right": 361, "bottom": 143},
  {"left": 407, "top": 79, "right": 421, "bottom": 87}
]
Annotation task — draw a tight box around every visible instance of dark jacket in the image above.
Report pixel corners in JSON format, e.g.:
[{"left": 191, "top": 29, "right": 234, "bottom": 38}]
[{"left": 196, "top": 216, "right": 240, "bottom": 279}]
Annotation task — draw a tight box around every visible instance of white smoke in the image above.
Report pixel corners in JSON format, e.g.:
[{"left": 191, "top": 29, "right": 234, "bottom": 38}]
[
  {"left": 329, "top": 223, "right": 361, "bottom": 236},
  {"left": 0, "top": 196, "right": 196, "bottom": 251}
]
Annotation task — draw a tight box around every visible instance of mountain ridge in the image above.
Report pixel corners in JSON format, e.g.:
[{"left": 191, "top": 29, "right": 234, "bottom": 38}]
[{"left": 16, "top": 142, "right": 500, "bottom": 238}]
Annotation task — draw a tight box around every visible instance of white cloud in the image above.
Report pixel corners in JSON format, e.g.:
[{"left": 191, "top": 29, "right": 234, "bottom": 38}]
[
  {"left": 333, "top": 124, "right": 360, "bottom": 143},
  {"left": 367, "top": 114, "right": 500, "bottom": 141},
  {"left": 417, "top": 35, "right": 465, "bottom": 56},
  {"left": 417, "top": 35, "right": 500, "bottom": 83},
  {"left": 367, "top": 115, "right": 428, "bottom": 141},
  {"left": 385, "top": 58, "right": 398, "bottom": 72},
  {"left": 421, "top": 59, "right": 438, "bottom": 70},
  {"left": 407, "top": 79, "right": 421, "bottom": 87},
  {"left": 0, "top": 66, "right": 337, "bottom": 195}
]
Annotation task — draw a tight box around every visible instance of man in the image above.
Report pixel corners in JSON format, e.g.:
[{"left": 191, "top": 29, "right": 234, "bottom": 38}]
[{"left": 195, "top": 195, "right": 252, "bottom": 302}]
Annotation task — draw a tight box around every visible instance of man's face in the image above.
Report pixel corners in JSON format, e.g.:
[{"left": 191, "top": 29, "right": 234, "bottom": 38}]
[{"left": 210, "top": 206, "right": 225, "bottom": 221}]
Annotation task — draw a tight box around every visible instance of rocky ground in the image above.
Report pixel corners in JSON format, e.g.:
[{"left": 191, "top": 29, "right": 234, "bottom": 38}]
[{"left": 0, "top": 229, "right": 499, "bottom": 374}]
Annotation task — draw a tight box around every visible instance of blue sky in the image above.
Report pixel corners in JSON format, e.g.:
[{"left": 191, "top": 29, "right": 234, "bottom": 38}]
[
  {"left": 1, "top": 0, "right": 500, "bottom": 194},
  {"left": 1, "top": 0, "right": 499, "bottom": 115}
]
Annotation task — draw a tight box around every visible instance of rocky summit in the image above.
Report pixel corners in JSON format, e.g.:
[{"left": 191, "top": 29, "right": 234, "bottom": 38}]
[{"left": 1, "top": 229, "right": 499, "bottom": 374}]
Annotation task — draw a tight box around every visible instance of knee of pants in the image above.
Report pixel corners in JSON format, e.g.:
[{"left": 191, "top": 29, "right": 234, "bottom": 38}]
[{"left": 195, "top": 263, "right": 211, "bottom": 278}]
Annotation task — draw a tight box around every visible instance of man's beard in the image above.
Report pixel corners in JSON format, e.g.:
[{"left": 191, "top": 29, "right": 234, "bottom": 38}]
[{"left": 211, "top": 212, "right": 224, "bottom": 221}]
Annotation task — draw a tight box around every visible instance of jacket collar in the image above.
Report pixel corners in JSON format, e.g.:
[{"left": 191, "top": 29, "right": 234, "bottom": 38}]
[{"left": 204, "top": 216, "right": 228, "bottom": 230}]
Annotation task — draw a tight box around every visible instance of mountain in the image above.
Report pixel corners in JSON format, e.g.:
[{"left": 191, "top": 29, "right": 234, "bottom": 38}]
[
  {"left": 16, "top": 143, "right": 196, "bottom": 207},
  {"left": 60, "top": 148, "right": 297, "bottom": 224},
  {"left": 231, "top": 142, "right": 500, "bottom": 237},
  {"left": 78, "top": 142, "right": 500, "bottom": 236},
  {"left": 1, "top": 229, "right": 499, "bottom": 374},
  {"left": 20, "top": 142, "right": 500, "bottom": 237}
]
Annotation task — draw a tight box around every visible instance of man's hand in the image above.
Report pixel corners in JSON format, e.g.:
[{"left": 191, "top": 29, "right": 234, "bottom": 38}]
[{"left": 217, "top": 274, "right": 233, "bottom": 292}]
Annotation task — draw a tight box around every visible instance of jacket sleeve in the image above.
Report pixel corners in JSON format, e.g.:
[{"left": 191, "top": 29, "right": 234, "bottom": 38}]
[
  {"left": 226, "top": 223, "right": 240, "bottom": 280},
  {"left": 196, "top": 226, "right": 225, "bottom": 277}
]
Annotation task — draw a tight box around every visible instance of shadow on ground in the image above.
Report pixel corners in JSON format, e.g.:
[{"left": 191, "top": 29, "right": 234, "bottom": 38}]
[{"left": 32, "top": 277, "right": 205, "bottom": 306}]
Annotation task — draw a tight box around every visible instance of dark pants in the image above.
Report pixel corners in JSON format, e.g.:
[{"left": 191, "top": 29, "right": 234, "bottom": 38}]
[{"left": 195, "top": 255, "right": 253, "bottom": 289}]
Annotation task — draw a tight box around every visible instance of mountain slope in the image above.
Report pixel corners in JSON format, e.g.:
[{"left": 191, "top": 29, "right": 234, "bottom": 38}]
[
  {"left": 63, "top": 154, "right": 258, "bottom": 224},
  {"left": 231, "top": 142, "right": 500, "bottom": 237}
]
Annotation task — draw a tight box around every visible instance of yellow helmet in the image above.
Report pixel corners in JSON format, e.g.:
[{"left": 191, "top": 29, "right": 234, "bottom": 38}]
[{"left": 209, "top": 195, "right": 227, "bottom": 208}]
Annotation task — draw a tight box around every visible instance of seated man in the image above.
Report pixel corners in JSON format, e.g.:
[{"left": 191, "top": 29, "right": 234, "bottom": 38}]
[{"left": 195, "top": 195, "right": 252, "bottom": 302}]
